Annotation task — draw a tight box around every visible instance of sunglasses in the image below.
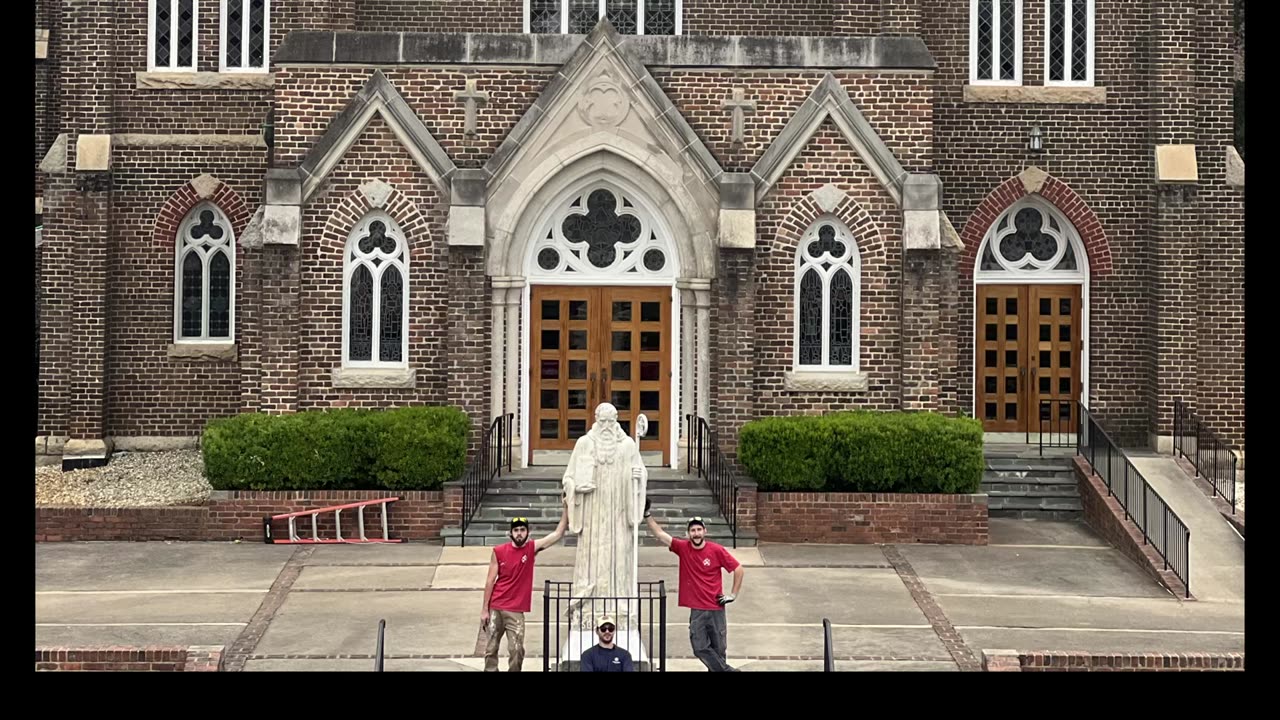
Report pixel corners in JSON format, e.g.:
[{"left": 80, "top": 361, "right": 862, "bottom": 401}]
[
  {"left": 511, "top": 517, "right": 528, "bottom": 524},
  {"left": 598, "top": 625, "right": 615, "bottom": 632}
]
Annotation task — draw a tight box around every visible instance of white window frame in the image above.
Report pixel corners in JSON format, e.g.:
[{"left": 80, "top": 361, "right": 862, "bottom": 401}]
[
  {"left": 1044, "top": 0, "right": 1094, "bottom": 87},
  {"left": 174, "top": 202, "right": 235, "bottom": 343},
  {"left": 523, "top": 0, "right": 683, "bottom": 35},
  {"left": 342, "top": 212, "right": 410, "bottom": 369},
  {"left": 219, "top": 0, "right": 271, "bottom": 73},
  {"left": 969, "top": 0, "right": 1023, "bottom": 86},
  {"left": 792, "top": 217, "right": 861, "bottom": 372},
  {"left": 148, "top": 0, "right": 199, "bottom": 73}
]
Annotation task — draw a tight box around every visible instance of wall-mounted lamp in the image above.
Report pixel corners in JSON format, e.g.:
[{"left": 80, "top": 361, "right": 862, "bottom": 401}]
[{"left": 1029, "top": 126, "right": 1044, "bottom": 152}]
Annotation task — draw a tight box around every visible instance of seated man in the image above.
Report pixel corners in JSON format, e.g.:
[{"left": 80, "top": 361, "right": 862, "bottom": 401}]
[{"left": 579, "top": 616, "right": 634, "bottom": 672}]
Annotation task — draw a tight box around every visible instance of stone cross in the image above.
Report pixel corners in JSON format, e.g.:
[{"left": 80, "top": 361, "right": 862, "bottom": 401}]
[
  {"left": 722, "top": 87, "right": 756, "bottom": 144},
  {"left": 454, "top": 78, "right": 489, "bottom": 136}
]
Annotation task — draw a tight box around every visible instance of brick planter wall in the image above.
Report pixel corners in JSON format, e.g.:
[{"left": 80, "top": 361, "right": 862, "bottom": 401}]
[
  {"left": 755, "top": 492, "right": 988, "bottom": 545},
  {"left": 1073, "top": 456, "right": 1192, "bottom": 599},
  {"left": 35, "top": 490, "right": 450, "bottom": 542},
  {"left": 36, "top": 646, "right": 224, "bottom": 671},
  {"left": 982, "top": 650, "right": 1243, "bottom": 672}
]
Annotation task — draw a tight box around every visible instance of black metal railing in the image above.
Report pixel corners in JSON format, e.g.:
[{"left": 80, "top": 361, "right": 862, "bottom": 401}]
[
  {"left": 542, "top": 581, "right": 667, "bottom": 672},
  {"left": 822, "top": 618, "right": 835, "bottom": 672},
  {"left": 1036, "top": 398, "right": 1078, "bottom": 455},
  {"left": 1079, "top": 403, "right": 1191, "bottom": 597},
  {"left": 460, "top": 413, "right": 514, "bottom": 547},
  {"left": 1173, "top": 398, "right": 1238, "bottom": 514},
  {"left": 685, "top": 414, "right": 740, "bottom": 548},
  {"left": 373, "top": 618, "right": 386, "bottom": 672}
]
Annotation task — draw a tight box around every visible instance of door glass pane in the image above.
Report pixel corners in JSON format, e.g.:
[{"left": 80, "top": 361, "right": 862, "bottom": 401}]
[
  {"left": 568, "top": 389, "right": 587, "bottom": 409},
  {"left": 986, "top": 324, "right": 998, "bottom": 341},
  {"left": 985, "top": 350, "right": 997, "bottom": 366},
  {"left": 541, "top": 360, "right": 559, "bottom": 379},
  {"left": 1040, "top": 298, "right": 1051, "bottom": 315},
  {"left": 641, "top": 302, "right": 660, "bottom": 322},
  {"left": 569, "top": 330, "right": 588, "bottom": 350},
  {"left": 1006, "top": 297, "right": 1017, "bottom": 315},
  {"left": 1040, "top": 376, "right": 1050, "bottom": 393},
  {"left": 611, "top": 391, "right": 632, "bottom": 410},
  {"left": 1040, "top": 324, "right": 1051, "bottom": 341},
  {"left": 541, "top": 299, "right": 559, "bottom": 320},
  {"left": 1060, "top": 298, "right": 1071, "bottom": 315},
  {"left": 569, "top": 360, "right": 587, "bottom": 379},
  {"left": 1059, "top": 351, "right": 1071, "bottom": 368},
  {"left": 541, "top": 329, "right": 560, "bottom": 350},
  {"left": 640, "top": 391, "right": 659, "bottom": 411},
  {"left": 541, "top": 390, "right": 558, "bottom": 409},
  {"left": 1005, "top": 323, "right": 1018, "bottom": 340},
  {"left": 639, "top": 362, "right": 660, "bottom": 382},
  {"left": 1005, "top": 403, "right": 1017, "bottom": 420},
  {"left": 540, "top": 419, "right": 559, "bottom": 438},
  {"left": 1059, "top": 377, "right": 1071, "bottom": 394},
  {"left": 569, "top": 300, "right": 588, "bottom": 320},
  {"left": 612, "top": 332, "right": 631, "bottom": 351},
  {"left": 1006, "top": 349, "right": 1017, "bottom": 366},
  {"left": 1059, "top": 324, "right": 1071, "bottom": 342},
  {"left": 1005, "top": 376, "right": 1017, "bottom": 394},
  {"left": 612, "top": 301, "right": 632, "bottom": 322},
  {"left": 985, "top": 403, "right": 997, "bottom": 420},
  {"left": 612, "top": 361, "right": 631, "bottom": 381},
  {"left": 986, "top": 297, "right": 997, "bottom": 314},
  {"left": 985, "top": 376, "right": 997, "bottom": 393},
  {"left": 646, "top": 420, "right": 660, "bottom": 438},
  {"left": 568, "top": 419, "right": 587, "bottom": 438},
  {"left": 640, "top": 331, "right": 661, "bottom": 351}
]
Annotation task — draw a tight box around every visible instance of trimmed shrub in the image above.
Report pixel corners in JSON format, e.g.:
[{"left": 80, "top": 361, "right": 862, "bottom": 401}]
[
  {"left": 739, "top": 411, "right": 984, "bottom": 493},
  {"left": 202, "top": 407, "right": 470, "bottom": 491}
]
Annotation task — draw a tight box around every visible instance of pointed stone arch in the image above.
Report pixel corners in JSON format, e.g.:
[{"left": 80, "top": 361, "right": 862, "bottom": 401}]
[{"left": 483, "top": 20, "right": 722, "bottom": 279}]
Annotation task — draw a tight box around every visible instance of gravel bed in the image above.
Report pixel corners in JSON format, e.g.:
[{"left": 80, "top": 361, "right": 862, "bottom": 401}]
[{"left": 35, "top": 450, "right": 211, "bottom": 507}]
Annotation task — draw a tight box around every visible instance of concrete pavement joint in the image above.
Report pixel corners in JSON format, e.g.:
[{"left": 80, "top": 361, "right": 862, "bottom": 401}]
[
  {"left": 881, "top": 544, "right": 981, "bottom": 672},
  {"left": 223, "top": 545, "right": 314, "bottom": 672},
  {"left": 250, "top": 652, "right": 956, "bottom": 662}
]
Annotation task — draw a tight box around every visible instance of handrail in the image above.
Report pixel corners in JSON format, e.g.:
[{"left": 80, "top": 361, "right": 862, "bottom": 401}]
[
  {"left": 374, "top": 618, "right": 385, "bottom": 672},
  {"left": 459, "top": 413, "right": 514, "bottom": 547},
  {"left": 1173, "top": 398, "right": 1238, "bottom": 514},
  {"left": 822, "top": 618, "right": 835, "bottom": 672},
  {"left": 1079, "top": 403, "right": 1191, "bottom": 597},
  {"left": 685, "top": 414, "right": 739, "bottom": 548}
]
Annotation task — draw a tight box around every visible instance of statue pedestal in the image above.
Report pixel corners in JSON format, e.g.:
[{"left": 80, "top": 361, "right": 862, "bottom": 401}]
[{"left": 557, "top": 630, "right": 649, "bottom": 671}]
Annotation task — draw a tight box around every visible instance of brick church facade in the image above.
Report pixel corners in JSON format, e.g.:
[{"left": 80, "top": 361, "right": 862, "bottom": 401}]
[{"left": 34, "top": 1, "right": 1244, "bottom": 470}]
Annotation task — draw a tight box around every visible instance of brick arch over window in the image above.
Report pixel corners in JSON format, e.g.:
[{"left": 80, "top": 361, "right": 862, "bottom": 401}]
[
  {"left": 153, "top": 176, "right": 252, "bottom": 249},
  {"left": 769, "top": 190, "right": 885, "bottom": 258},
  {"left": 319, "top": 181, "right": 431, "bottom": 254},
  {"left": 959, "top": 171, "right": 1112, "bottom": 279}
]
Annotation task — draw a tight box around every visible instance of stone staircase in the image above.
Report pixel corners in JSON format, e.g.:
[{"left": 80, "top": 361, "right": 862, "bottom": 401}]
[
  {"left": 981, "top": 445, "right": 1082, "bottom": 520},
  {"left": 442, "top": 466, "right": 757, "bottom": 547}
]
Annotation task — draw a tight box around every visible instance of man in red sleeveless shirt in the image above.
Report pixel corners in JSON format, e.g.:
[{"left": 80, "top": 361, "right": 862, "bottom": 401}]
[
  {"left": 480, "top": 500, "right": 567, "bottom": 672},
  {"left": 645, "top": 500, "right": 745, "bottom": 672}
]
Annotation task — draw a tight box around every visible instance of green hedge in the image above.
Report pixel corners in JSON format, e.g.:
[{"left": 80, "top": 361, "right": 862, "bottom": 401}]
[
  {"left": 738, "top": 411, "right": 983, "bottom": 494},
  {"left": 201, "top": 407, "right": 470, "bottom": 491}
]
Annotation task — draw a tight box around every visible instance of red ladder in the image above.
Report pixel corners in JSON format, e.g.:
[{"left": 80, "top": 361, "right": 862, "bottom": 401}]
[{"left": 263, "top": 497, "right": 405, "bottom": 544}]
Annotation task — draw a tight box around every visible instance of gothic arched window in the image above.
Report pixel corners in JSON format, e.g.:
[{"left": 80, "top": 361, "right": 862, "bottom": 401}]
[
  {"left": 794, "top": 218, "right": 860, "bottom": 371},
  {"left": 175, "top": 203, "right": 235, "bottom": 342},
  {"left": 343, "top": 213, "right": 408, "bottom": 366}
]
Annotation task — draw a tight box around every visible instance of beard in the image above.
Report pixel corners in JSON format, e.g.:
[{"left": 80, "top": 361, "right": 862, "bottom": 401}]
[
  {"left": 590, "top": 418, "right": 625, "bottom": 465},
  {"left": 511, "top": 533, "right": 528, "bottom": 547}
]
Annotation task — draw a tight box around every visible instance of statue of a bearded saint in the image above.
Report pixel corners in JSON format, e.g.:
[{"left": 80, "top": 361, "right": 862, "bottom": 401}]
[{"left": 561, "top": 403, "right": 648, "bottom": 629}]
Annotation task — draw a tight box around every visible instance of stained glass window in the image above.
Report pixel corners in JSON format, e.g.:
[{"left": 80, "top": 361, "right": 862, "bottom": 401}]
[
  {"left": 345, "top": 214, "right": 408, "bottom": 366},
  {"left": 175, "top": 204, "right": 235, "bottom": 341},
  {"left": 795, "top": 220, "right": 859, "bottom": 369}
]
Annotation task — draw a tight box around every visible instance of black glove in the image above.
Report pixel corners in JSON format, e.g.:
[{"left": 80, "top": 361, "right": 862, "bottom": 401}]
[
  {"left": 716, "top": 593, "right": 736, "bottom": 606},
  {"left": 643, "top": 496, "right": 652, "bottom": 518}
]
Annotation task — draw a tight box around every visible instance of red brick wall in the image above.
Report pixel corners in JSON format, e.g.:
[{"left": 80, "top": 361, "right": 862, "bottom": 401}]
[
  {"left": 925, "top": 1, "right": 1161, "bottom": 444},
  {"left": 355, "top": 0, "right": 521, "bottom": 32},
  {"left": 1074, "top": 456, "right": 1191, "bottom": 598},
  {"left": 988, "top": 650, "right": 1244, "bottom": 672},
  {"left": 683, "top": 0, "right": 878, "bottom": 36},
  {"left": 752, "top": 122, "right": 903, "bottom": 414},
  {"left": 103, "top": 153, "right": 262, "bottom": 437},
  {"left": 296, "top": 119, "right": 451, "bottom": 410},
  {"left": 755, "top": 492, "right": 988, "bottom": 545},
  {"left": 35, "top": 490, "right": 448, "bottom": 542},
  {"left": 35, "top": 646, "right": 224, "bottom": 671}
]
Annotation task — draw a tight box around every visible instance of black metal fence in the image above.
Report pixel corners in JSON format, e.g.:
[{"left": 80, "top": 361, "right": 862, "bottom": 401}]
[
  {"left": 542, "top": 581, "right": 667, "bottom": 671},
  {"left": 822, "top": 618, "right": 835, "bottom": 672},
  {"left": 685, "top": 414, "right": 740, "bottom": 548},
  {"left": 1036, "top": 398, "right": 1078, "bottom": 455},
  {"left": 1079, "top": 403, "right": 1191, "bottom": 597},
  {"left": 460, "top": 413, "right": 513, "bottom": 546},
  {"left": 1173, "top": 398, "right": 1238, "bottom": 514}
]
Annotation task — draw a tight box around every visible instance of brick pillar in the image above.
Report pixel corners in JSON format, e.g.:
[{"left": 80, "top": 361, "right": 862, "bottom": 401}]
[
  {"left": 448, "top": 246, "right": 491, "bottom": 454},
  {"left": 713, "top": 251, "right": 755, "bottom": 458},
  {"left": 238, "top": 225, "right": 264, "bottom": 414},
  {"left": 57, "top": 0, "right": 116, "bottom": 468},
  {"left": 1151, "top": 0, "right": 1200, "bottom": 442},
  {"left": 902, "top": 249, "right": 942, "bottom": 412},
  {"left": 879, "top": 0, "right": 921, "bottom": 35},
  {"left": 735, "top": 481, "right": 757, "bottom": 532},
  {"left": 259, "top": 246, "right": 300, "bottom": 414}
]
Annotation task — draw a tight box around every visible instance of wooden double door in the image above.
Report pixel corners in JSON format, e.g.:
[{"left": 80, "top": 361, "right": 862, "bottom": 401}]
[
  {"left": 976, "top": 284, "right": 1082, "bottom": 434},
  {"left": 530, "top": 285, "right": 671, "bottom": 464}
]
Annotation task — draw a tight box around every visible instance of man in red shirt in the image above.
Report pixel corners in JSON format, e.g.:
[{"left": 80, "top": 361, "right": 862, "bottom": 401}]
[
  {"left": 645, "top": 500, "right": 745, "bottom": 672},
  {"left": 480, "top": 501, "right": 567, "bottom": 671}
]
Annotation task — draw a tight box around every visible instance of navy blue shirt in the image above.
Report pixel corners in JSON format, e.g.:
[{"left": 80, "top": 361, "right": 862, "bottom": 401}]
[{"left": 580, "top": 645, "right": 635, "bottom": 672}]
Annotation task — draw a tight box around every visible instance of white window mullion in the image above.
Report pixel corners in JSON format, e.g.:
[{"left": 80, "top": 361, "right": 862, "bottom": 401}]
[
  {"left": 675, "top": 0, "right": 682, "bottom": 34},
  {"left": 599, "top": 0, "right": 606, "bottom": 23},
  {"left": 637, "top": 0, "right": 645, "bottom": 35},
  {"left": 562, "top": 0, "right": 569, "bottom": 33},
  {"left": 969, "top": 0, "right": 979, "bottom": 82},
  {"left": 1063, "top": 0, "right": 1073, "bottom": 83},
  {"left": 1087, "top": 0, "right": 1094, "bottom": 83},
  {"left": 992, "top": 0, "right": 1002, "bottom": 83},
  {"left": 371, "top": 264, "right": 382, "bottom": 363},
  {"left": 242, "top": 0, "right": 251, "bottom": 69}
]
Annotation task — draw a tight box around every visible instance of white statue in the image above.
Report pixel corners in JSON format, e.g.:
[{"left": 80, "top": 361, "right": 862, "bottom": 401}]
[{"left": 562, "top": 403, "right": 648, "bottom": 630}]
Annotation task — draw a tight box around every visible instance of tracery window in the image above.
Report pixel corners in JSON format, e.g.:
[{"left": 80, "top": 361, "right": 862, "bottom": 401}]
[
  {"left": 175, "top": 203, "right": 235, "bottom": 342},
  {"left": 344, "top": 213, "right": 408, "bottom": 366},
  {"left": 794, "top": 219, "right": 860, "bottom": 370}
]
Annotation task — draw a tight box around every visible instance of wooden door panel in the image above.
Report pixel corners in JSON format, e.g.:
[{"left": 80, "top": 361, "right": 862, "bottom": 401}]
[{"left": 976, "top": 285, "right": 1027, "bottom": 433}]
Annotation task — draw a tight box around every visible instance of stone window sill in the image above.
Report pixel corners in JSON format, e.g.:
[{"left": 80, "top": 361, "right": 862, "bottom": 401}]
[
  {"left": 136, "top": 71, "right": 274, "bottom": 91},
  {"left": 963, "top": 84, "right": 1106, "bottom": 105},
  {"left": 168, "top": 342, "right": 237, "bottom": 362},
  {"left": 783, "top": 370, "right": 869, "bottom": 393},
  {"left": 332, "top": 366, "right": 417, "bottom": 389}
]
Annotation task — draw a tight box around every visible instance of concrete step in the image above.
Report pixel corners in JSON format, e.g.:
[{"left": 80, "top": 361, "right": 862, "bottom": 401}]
[
  {"left": 990, "top": 509, "right": 1083, "bottom": 520},
  {"left": 441, "top": 526, "right": 759, "bottom": 548},
  {"left": 986, "top": 495, "right": 1083, "bottom": 513},
  {"left": 487, "top": 478, "right": 709, "bottom": 491},
  {"left": 981, "top": 487, "right": 1080, "bottom": 500},
  {"left": 475, "top": 504, "right": 722, "bottom": 522},
  {"left": 498, "top": 467, "right": 693, "bottom": 481}
]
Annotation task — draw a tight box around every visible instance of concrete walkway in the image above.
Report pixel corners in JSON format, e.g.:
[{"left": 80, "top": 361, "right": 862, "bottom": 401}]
[
  {"left": 1128, "top": 452, "right": 1245, "bottom": 603},
  {"left": 35, "top": 518, "right": 1243, "bottom": 671}
]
